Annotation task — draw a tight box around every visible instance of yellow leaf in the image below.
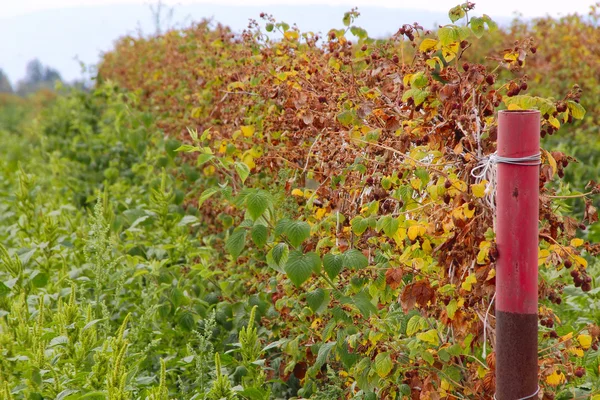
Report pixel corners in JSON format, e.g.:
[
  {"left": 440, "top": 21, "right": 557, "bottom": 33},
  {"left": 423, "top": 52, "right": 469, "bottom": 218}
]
[
  {"left": 315, "top": 207, "right": 327, "bottom": 220},
  {"left": 570, "top": 238, "right": 584, "bottom": 247},
  {"left": 486, "top": 268, "right": 496, "bottom": 281},
  {"left": 408, "top": 225, "right": 420, "bottom": 241},
  {"left": 241, "top": 125, "right": 255, "bottom": 137},
  {"left": 393, "top": 228, "right": 407, "bottom": 248},
  {"left": 577, "top": 334, "right": 592, "bottom": 350},
  {"left": 548, "top": 115, "right": 560, "bottom": 129},
  {"left": 561, "top": 332, "right": 573, "bottom": 342},
  {"left": 242, "top": 153, "right": 255, "bottom": 169},
  {"left": 568, "top": 347, "right": 584, "bottom": 357},
  {"left": 461, "top": 274, "right": 477, "bottom": 292},
  {"left": 471, "top": 181, "right": 487, "bottom": 198},
  {"left": 410, "top": 178, "right": 422, "bottom": 190},
  {"left": 419, "top": 38, "right": 438, "bottom": 52},
  {"left": 477, "top": 241, "right": 491, "bottom": 264},
  {"left": 291, "top": 188, "right": 304, "bottom": 197},
  {"left": 463, "top": 203, "right": 475, "bottom": 219},
  {"left": 503, "top": 52, "right": 519, "bottom": 62},
  {"left": 507, "top": 103, "right": 521, "bottom": 110},
  {"left": 545, "top": 370, "right": 566, "bottom": 387},
  {"left": 422, "top": 239, "right": 432, "bottom": 253},
  {"left": 543, "top": 149, "right": 557, "bottom": 177},
  {"left": 573, "top": 255, "right": 588, "bottom": 268},
  {"left": 538, "top": 248, "right": 550, "bottom": 266}
]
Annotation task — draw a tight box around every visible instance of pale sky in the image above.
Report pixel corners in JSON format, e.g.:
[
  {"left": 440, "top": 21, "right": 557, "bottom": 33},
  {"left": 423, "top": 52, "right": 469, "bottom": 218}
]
[
  {"left": 2, "top": 0, "right": 598, "bottom": 19},
  {"left": 2, "top": 0, "right": 598, "bottom": 84}
]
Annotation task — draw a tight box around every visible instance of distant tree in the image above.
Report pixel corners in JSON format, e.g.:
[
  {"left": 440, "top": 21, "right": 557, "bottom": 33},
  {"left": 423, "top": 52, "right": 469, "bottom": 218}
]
[
  {"left": 16, "top": 59, "right": 63, "bottom": 95},
  {"left": 0, "top": 69, "right": 12, "bottom": 93}
]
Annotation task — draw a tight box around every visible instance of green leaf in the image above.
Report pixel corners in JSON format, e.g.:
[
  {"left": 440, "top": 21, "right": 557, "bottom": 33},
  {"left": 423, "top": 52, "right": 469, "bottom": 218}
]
[
  {"left": 448, "top": 5, "right": 466, "bottom": 22},
  {"left": 352, "top": 290, "right": 377, "bottom": 318},
  {"left": 251, "top": 224, "right": 268, "bottom": 247},
  {"left": 343, "top": 249, "right": 368, "bottom": 270},
  {"left": 377, "top": 215, "right": 399, "bottom": 237},
  {"left": 245, "top": 190, "right": 271, "bottom": 220},
  {"left": 438, "top": 26, "right": 458, "bottom": 46},
  {"left": 410, "top": 72, "right": 428, "bottom": 89},
  {"left": 265, "top": 23, "right": 274, "bottom": 32},
  {"left": 337, "top": 110, "right": 357, "bottom": 126},
  {"left": 0, "top": 281, "right": 11, "bottom": 296},
  {"left": 417, "top": 329, "right": 440, "bottom": 346},
  {"left": 323, "top": 253, "right": 343, "bottom": 279},
  {"left": 238, "top": 388, "right": 268, "bottom": 400},
  {"left": 312, "top": 341, "right": 336, "bottom": 372},
  {"left": 226, "top": 229, "right": 247, "bottom": 259},
  {"left": 175, "top": 144, "right": 200, "bottom": 153},
  {"left": 271, "top": 242, "right": 289, "bottom": 265},
  {"left": 567, "top": 100, "right": 586, "bottom": 119},
  {"left": 338, "top": 341, "right": 359, "bottom": 369},
  {"left": 198, "top": 187, "right": 219, "bottom": 207},
  {"left": 350, "top": 26, "right": 368, "bottom": 39},
  {"left": 196, "top": 153, "right": 214, "bottom": 166},
  {"left": 446, "top": 299, "right": 459, "bottom": 319},
  {"left": 406, "top": 314, "right": 426, "bottom": 336},
  {"left": 177, "top": 311, "right": 195, "bottom": 331},
  {"left": 374, "top": 352, "right": 393, "bottom": 378},
  {"left": 350, "top": 216, "right": 369, "bottom": 235},
  {"left": 284, "top": 220, "right": 311, "bottom": 247},
  {"left": 306, "top": 288, "right": 328, "bottom": 313},
  {"left": 342, "top": 12, "right": 351, "bottom": 27},
  {"left": 284, "top": 251, "right": 320, "bottom": 286},
  {"left": 234, "top": 161, "right": 250, "bottom": 183},
  {"left": 470, "top": 17, "right": 485, "bottom": 38},
  {"left": 31, "top": 272, "right": 49, "bottom": 288},
  {"left": 267, "top": 243, "right": 289, "bottom": 273},
  {"left": 438, "top": 349, "right": 451, "bottom": 362}
]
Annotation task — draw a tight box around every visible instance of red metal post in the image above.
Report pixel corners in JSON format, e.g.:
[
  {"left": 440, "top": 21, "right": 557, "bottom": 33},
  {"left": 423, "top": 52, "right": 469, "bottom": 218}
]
[{"left": 495, "top": 110, "right": 540, "bottom": 399}]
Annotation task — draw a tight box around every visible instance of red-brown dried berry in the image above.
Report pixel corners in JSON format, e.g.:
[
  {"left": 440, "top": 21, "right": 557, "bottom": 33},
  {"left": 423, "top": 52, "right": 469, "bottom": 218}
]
[
  {"left": 444, "top": 180, "right": 452, "bottom": 189},
  {"left": 574, "top": 367, "right": 585, "bottom": 378},
  {"left": 361, "top": 44, "right": 367, "bottom": 52},
  {"left": 530, "top": 46, "right": 537, "bottom": 53},
  {"left": 550, "top": 331, "right": 559, "bottom": 338},
  {"left": 366, "top": 177, "right": 374, "bottom": 185},
  {"left": 557, "top": 103, "right": 567, "bottom": 112},
  {"left": 520, "top": 82, "right": 528, "bottom": 91},
  {"left": 462, "top": 62, "right": 469, "bottom": 71},
  {"left": 486, "top": 75, "right": 495, "bottom": 85},
  {"left": 570, "top": 270, "right": 579, "bottom": 278},
  {"left": 392, "top": 54, "right": 399, "bottom": 63},
  {"left": 318, "top": 96, "right": 327, "bottom": 103},
  {"left": 564, "top": 259, "right": 573, "bottom": 269},
  {"left": 460, "top": 40, "right": 468, "bottom": 48},
  {"left": 592, "top": 343, "right": 599, "bottom": 351},
  {"left": 579, "top": 223, "right": 587, "bottom": 230}
]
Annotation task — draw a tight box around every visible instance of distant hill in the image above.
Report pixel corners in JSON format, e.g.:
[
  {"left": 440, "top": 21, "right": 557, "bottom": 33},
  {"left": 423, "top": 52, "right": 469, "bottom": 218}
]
[{"left": 0, "top": 3, "right": 514, "bottom": 85}]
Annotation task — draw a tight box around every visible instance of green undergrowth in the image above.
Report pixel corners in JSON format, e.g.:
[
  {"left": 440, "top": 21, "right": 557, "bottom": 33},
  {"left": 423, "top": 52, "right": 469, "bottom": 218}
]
[{"left": 0, "top": 85, "right": 280, "bottom": 400}]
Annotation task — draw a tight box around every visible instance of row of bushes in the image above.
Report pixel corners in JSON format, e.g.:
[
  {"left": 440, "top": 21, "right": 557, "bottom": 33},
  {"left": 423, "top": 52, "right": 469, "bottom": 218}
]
[{"left": 0, "top": 3, "right": 598, "bottom": 399}]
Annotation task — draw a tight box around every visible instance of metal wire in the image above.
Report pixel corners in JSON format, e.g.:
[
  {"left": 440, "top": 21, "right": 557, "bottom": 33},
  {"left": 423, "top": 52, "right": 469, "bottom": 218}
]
[{"left": 493, "top": 385, "right": 540, "bottom": 400}]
